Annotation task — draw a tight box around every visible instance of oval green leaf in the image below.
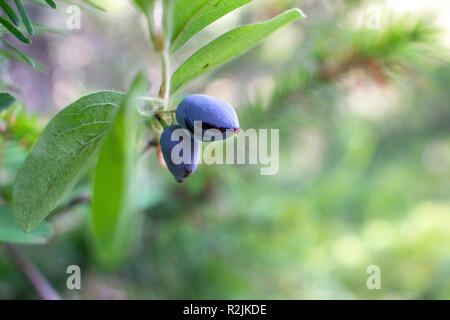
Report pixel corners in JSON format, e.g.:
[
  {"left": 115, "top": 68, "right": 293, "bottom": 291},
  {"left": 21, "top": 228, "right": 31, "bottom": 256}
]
[
  {"left": 91, "top": 75, "right": 146, "bottom": 268},
  {"left": 170, "top": 8, "right": 306, "bottom": 94},
  {"left": 12, "top": 91, "right": 125, "bottom": 232},
  {"left": 171, "top": 0, "right": 254, "bottom": 52}
]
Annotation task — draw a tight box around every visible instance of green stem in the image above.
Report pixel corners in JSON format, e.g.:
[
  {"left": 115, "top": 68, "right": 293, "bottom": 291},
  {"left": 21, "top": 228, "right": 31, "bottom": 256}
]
[
  {"left": 145, "top": 1, "right": 171, "bottom": 108},
  {"left": 138, "top": 109, "right": 175, "bottom": 119},
  {"left": 139, "top": 96, "right": 165, "bottom": 105},
  {"left": 144, "top": 0, "right": 172, "bottom": 134},
  {"left": 158, "top": 48, "right": 171, "bottom": 106},
  {"left": 155, "top": 114, "right": 170, "bottom": 129}
]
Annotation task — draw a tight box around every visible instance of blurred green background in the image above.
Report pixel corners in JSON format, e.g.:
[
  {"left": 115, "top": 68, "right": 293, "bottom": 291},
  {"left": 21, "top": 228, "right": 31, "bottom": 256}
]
[{"left": 1, "top": 0, "right": 450, "bottom": 299}]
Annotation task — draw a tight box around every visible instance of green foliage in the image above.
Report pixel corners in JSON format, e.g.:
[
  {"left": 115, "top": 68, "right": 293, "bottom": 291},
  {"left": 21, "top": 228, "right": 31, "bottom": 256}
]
[
  {"left": 0, "top": 103, "right": 43, "bottom": 148},
  {"left": 12, "top": 92, "right": 124, "bottom": 232},
  {"left": 0, "top": 92, "right": 15, "bottom": 111},
  {"left": 171, "top": 8, "right": 305, "bottom": 94},
  {"left": 7, "top": 0, "right": 305, "bottom": 271},
  {"left": 0, "top": 0, "right": 60, "bottom": 43},
  {"left": 0, "top": 0, "right": 105, "bottom": 72},
  {"left": 1, "top": 0, "right": 449, "bottom": 300},
  {"left": 0, "top": 206, "right": 53, "bottom": 244},
  {"left": 14, "top": 0, "right": 35, "bottom": 35},
  {"left": 91, "top": 75, "right": 146, "bottom": 267},
  {"left": 44, "top": 0, "right": 56, "bottom": 9},
  {"left": 0, "top": 0, "right": 21, "bottom": 27},
  {"left": 170, "top": 0, "right": 254, "bottom": 52},
  {"left": 0, "top": 16, "right": 30, "bottom": 43},
  {"left": 0, "top": 38, "right": 45, "bottom": 70},
  {"left": 352, "top": 15, "right": 444, "bottom": 69}
]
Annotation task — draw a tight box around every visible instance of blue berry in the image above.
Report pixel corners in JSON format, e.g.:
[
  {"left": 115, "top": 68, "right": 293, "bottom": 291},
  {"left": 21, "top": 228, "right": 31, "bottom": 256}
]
[
  {"left": 160, "top": 125, "right": 200, "bottom": 183},
  {"left": 176, "top": 94, "right": 240, "bottom": 142}
]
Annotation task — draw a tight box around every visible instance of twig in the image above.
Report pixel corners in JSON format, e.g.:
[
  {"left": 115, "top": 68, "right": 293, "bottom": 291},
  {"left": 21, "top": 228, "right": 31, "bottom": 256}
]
[
  {"left": 49, "top": 194, "right": 90, "bottom": 236},
  {"left": 139, "top": 138, "right": 158, "bottom": 163},
  {"left": 51, "top": 193, "right": 90, "bottom": 216},
  {"left": 4, "top": 244, "right": 62, "bottom": 300},
  {"left": 145, "top": 3, "right": 171, "bottom": 108}
]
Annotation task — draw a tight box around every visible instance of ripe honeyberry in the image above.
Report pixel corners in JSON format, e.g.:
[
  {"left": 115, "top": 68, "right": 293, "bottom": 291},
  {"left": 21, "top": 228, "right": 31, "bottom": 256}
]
[
  {"left": 176, "top": 94, "right": 240, "bottom": 142},
  {"left": 160, "top": 125, "right": 200, "bottom": 183}
]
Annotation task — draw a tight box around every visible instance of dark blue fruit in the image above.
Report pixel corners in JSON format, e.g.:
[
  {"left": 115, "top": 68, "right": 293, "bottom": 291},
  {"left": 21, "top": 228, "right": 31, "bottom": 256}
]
[
  {"left": 176, "top": 94, "right": 240, "bottom": 142},
  {"left": 160, "top": 125, "right": 200, "bottom": 183}
]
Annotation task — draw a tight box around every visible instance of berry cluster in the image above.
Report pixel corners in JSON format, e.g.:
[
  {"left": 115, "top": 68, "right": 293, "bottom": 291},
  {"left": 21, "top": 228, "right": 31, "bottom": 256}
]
[{"left": 160, "top": 94, "right": 240, "bottom": 182}]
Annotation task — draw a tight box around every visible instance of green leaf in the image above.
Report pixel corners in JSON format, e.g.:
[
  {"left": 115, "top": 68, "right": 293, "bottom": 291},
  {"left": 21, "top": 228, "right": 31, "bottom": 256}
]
[
  {"left": 44, "top": 0, "right": 56, "bottom": 9},
  {"left": 12, "top": 91, "right": 125, "bottom": 232},
  {"left": 0, "top": 206, "right": 54, "bottom": 244},
  {"left": 14, "top": 0, "right": 34, "bottom": 35},
  {"left": 91, "top": 75, "right": 146, "bottom": 268},
  {"left": 171, "top": 0, "right": 254, "bottom": 53},
  {"left": 132, "top": 0, "right": 154, "bottom": 14},
  {"left": 81, "top": 0, "right": 106, "bottom": 12},
  {"left": 0, "top": 0, "right": 21, "bottom": 26},
  {"left": 0, "top": 16, "right": 30, "bottom": 43},
  {"left": 170, "top": 8, "right": 306, "bottom": 94},
  {"left": 0, "top": 92, "right": 15, "bottom": 111}
]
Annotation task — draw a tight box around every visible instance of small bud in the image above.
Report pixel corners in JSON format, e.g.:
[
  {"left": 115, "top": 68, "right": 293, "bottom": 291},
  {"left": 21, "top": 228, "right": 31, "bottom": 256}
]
[
  {"left": 176, "top": 94, "right": 240, "bottom": 142},
  {"left": 160, "top": 125, "right": 200, "bottom": 183}
]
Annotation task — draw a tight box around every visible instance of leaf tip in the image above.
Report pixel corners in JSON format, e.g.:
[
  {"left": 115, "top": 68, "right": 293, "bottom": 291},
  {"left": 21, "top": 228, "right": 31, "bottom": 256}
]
[
  {"left": 291, "top": 8, "right": 307, "bottom": 19},
  {"left": 19, "top": 222, "right": 30, "bottom": 234},
  {"left": 12, "top": 208, "right": 35, "bottom": 233},
  {"left": 20, "top": 221, "right": 32, "bottom": 233}
]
